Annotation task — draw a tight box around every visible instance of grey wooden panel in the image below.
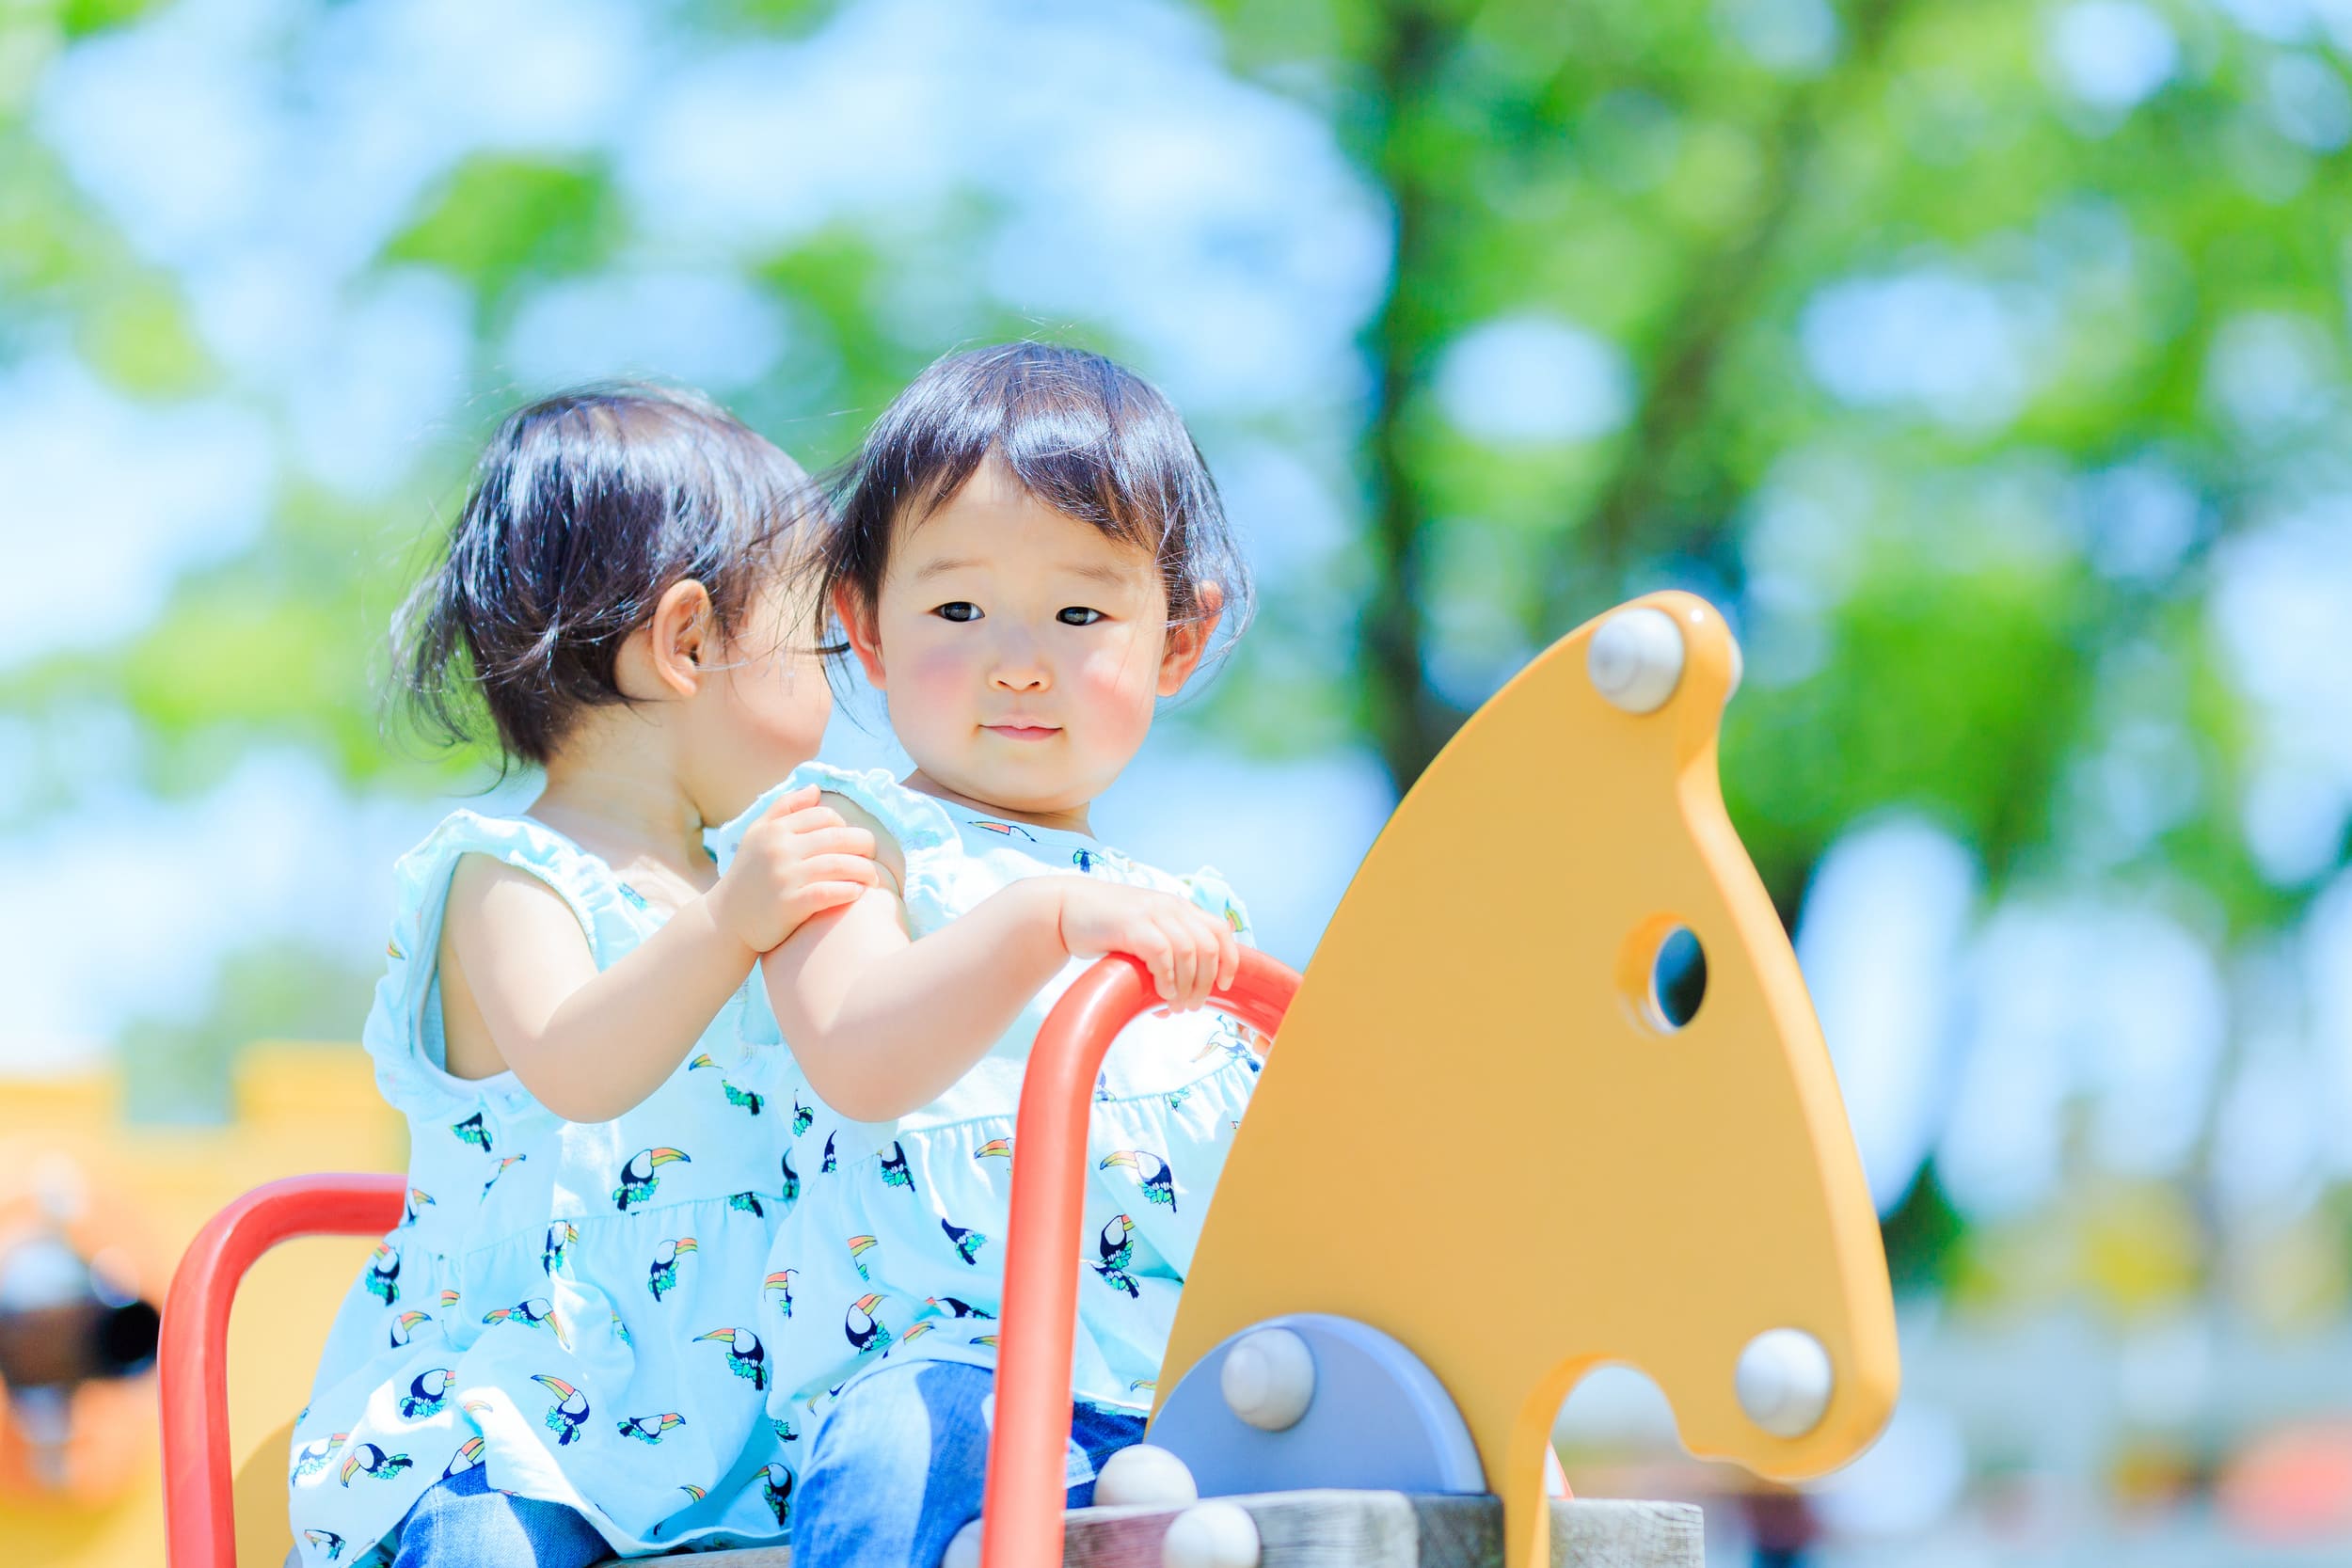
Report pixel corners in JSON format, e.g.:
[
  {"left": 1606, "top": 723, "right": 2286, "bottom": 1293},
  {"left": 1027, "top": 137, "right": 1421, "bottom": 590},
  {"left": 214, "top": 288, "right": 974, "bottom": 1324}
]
[
  {"left": 1060, "top": 1491, "right": 1702, "bottom": 1568},
  {"left": 1409, "top": 1493, "right": 1503, "bottom": 1565},
  {"left": 1548, "top": 1498, "right": 1706, "bottom": 1568},
  {"left": 596, "top": 1550, "right": 791, "bottom": 1567},
  {"left": 1057, "top": 1500, "right": 1199, "bottom": 1568},
  {"left": 591, "top": 1492, "right": 1705, "bottom": 1567},
  {"left": 1231, "top": 1488, "right": 1422, "bottom": 1566}
]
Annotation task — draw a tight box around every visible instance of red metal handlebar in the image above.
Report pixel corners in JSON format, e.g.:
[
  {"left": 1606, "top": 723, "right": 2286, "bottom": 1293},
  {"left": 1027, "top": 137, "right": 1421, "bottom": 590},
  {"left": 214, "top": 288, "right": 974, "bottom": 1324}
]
[
  {"left": 980, "top": 948, "right": 1299, "bottom": 1568},
  {"left": 161, "top": 953, "right": 1298, "bottom": 1568},
  {"left": 160, "top": 1171, "right": 405, "bottom": 1568}
]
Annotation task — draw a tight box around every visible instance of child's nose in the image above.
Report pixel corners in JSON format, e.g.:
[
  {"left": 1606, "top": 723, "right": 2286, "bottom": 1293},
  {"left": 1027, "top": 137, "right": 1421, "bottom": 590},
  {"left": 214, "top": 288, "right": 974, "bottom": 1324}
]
[
  {"left": 992, "top": 662, "right": 1048, "bottom": 692},
  {"left": 989, "top": 639, "right": 1050, "bottom": 692}
]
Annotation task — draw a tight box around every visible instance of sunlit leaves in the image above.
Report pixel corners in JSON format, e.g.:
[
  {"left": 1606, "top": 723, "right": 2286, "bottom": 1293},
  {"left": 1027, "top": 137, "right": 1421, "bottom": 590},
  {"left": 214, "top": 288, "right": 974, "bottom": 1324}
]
[
  {"left": 74, "top": 277, "right": 210, "bottom": 395},
  {"left": 383, "top": 155, "right": 621, "bottom": 310},
  {"left": 56, "top": 0, "right": 167, "bottom": 40},
  {"left": 1724, "top": 562, "right": 2098, "bottom": 899}
]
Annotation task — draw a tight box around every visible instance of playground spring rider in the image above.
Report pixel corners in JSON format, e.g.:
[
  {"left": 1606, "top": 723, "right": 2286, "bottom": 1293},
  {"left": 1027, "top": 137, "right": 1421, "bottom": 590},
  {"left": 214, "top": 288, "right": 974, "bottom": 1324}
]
[{"left": 160, "top": 592, "right": 1899, "bottom": 1568}]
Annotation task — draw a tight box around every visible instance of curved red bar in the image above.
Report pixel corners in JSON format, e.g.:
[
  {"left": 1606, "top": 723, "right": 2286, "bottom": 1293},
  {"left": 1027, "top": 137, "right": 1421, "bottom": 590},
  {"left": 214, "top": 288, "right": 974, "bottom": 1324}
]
[
  {"left": 160, "top": 1171, "right": 405, "bottom": 1568},
  {"left": 981, "top": 948, "right": 1299, "bottom": 1568}
]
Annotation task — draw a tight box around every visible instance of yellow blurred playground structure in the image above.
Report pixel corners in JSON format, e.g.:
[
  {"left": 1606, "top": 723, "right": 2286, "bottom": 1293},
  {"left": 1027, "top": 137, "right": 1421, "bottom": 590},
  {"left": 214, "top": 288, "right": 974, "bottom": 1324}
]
[
  {"left": 0, "top": 1044, "right": 401, "bottom": 1567},
  {"left": 7, "top": 593, "right": 1899, "bottom": 1566}
]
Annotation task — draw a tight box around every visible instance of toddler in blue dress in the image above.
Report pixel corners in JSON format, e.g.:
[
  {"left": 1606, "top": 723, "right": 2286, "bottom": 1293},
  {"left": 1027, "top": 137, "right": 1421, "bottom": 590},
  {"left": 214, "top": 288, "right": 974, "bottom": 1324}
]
[
  {"left": 712, "top": 342, "right": 1263, "bottom": 1568},
  {"left": 290, "top": 385, "right": 880, "bottom": 1566}
]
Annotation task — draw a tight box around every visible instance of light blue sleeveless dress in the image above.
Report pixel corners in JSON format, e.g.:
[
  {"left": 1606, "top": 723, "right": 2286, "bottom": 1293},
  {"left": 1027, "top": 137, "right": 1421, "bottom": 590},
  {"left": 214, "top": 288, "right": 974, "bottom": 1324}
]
[
  {"left": 707, "top": 764, "right": 1264, "bottom": 1441},
  {"left": 289, "top": 814, "right": 801, "bottom": 1567}
]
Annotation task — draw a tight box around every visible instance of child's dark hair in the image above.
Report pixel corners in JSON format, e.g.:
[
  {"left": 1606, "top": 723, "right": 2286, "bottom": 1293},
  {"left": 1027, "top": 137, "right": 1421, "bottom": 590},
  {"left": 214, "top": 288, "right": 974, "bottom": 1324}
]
[
  {"left": 395, "top": 383, "right": 823, "bottom": 766},
  {"left": 830, "top": 341, "right": 1252, "bottom": 660}
]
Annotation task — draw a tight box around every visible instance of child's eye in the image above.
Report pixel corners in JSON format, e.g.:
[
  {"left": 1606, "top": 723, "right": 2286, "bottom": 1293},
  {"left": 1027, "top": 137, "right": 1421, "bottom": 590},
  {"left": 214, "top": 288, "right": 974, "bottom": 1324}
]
[
  {"left": 934, "top": 602, "right": 982, "bottom": 624},
  {"left": 1057, "top": 607, "right": 1104, "bottom": 626}
]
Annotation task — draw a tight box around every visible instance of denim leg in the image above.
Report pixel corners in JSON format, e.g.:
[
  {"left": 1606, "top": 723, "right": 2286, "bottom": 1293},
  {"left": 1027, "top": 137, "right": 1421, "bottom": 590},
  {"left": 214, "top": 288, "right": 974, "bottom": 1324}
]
[
  {"left": 387, "top": 1465, "right": 612, "bottom": 1568},
  {"left": 794, "top": 1363, "right": 1152, "bottom": 1568},
  {"left": 794, "top": 1361, "right": 993, "bottom": 1568},
  {"left": 1065, "top": 1401, "right": 1148, "bottom": 1507}
]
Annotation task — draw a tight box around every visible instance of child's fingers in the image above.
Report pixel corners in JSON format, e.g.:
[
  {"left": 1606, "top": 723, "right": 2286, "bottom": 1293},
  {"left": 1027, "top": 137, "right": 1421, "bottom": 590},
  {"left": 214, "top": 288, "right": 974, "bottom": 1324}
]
[
  {"left": 826, "top": 826, "right": 879, "bottom": 860},
  {"left": 1154, "top": 911, "right": 1197, "bottom": 1008},
  {"left": 761, "top": 784, "right": 825, "bottom": 820},
  {"left": 772, "top": 805, "right": 848, "bottom": 836},
  {"left": 787, "top": 835, "right": 879, "bottom": 870},
  {"left": 1214, "top": 920, "right": 1241, "bottom": 993},
  {"left": 1167, "top": 912, "right": 1216, "bottom": 1010},
  {"left": 1186, "top": 926, "right": 1218, "bottom": 1010},
  {"left": 1160, "top": 918, "right": 1200, "bottom": 1009},
  {"left": 779, "top": 881, "right": 870, "bottom": 928},
  {"left": 1188, "top": 912, "right": 1230, "bottom": 1008},
  {"left": 760, "top": 825, "right": 871, "bottom": 863},
  {"left": 796, "top": 854, "right": 880, "bottom": 887},
  {"left": 1130, "top": 927, "right": 1177, "bottom": 1002}
]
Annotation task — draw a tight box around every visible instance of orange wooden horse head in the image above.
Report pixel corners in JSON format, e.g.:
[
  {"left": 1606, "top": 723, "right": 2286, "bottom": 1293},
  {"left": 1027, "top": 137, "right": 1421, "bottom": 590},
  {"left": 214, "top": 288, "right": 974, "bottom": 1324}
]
[{"left": 1155, "top": 591, "right": 1898, "bottom": 1568}]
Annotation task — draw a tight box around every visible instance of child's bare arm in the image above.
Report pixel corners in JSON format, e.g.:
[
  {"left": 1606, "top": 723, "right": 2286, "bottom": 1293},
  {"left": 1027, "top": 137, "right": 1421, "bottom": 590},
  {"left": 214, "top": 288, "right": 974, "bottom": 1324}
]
[
  {"left": 761, "top": 796, "right": 1239, "bottom": 1123},
  {"left": 440, "top": 785, "right": 877, "bottom": 1121}
]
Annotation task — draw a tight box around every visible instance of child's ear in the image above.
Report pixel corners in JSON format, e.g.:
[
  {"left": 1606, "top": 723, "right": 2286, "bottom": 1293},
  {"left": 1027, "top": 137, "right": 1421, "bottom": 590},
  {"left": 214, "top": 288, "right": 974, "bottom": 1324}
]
[
  {"left": 1156, "top": 581, "right": 1223, "bottom": 697},
  {"left": 834, "top": 583, "right": 888, "bottom": 689},
  {"left": 643, "top": 578, "right": 715, "bottom": 698}
]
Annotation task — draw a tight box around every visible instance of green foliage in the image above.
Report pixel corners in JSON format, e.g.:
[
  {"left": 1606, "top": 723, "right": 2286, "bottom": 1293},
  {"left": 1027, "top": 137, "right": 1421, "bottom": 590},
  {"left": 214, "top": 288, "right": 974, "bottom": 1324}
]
[
  {"left": 0, "top": 136, "right": 99, "bottom": 300},
  {"left": 56, "top": 0, "right": 167, "bottom": 38},
  {"left": 679, "top": 0, "right": 837, "bottom": 32},
  {"left": 1881, "top": 1161, "right": 1968, "bottom": 1294},
  {"left": 7, "top": 0, "right": 2347, "bottom": 1193},
  {"left": 384, "top": 155, "right": 621, "bottom": 307},
  {"left": 75, "top": 278, "right": 212, "bottom": 396},
  {"left": 0, "top": 130, "right": 204, "bottom": 386},
  {"left": 1724, "top": 562, "right": 2097, "bottom": 903},
  {"left": 749, "top": 228, "right": 931, "bottom": 466},
  {"left": 2156, "top": 619, "right": 2297, "bottom": 939}
]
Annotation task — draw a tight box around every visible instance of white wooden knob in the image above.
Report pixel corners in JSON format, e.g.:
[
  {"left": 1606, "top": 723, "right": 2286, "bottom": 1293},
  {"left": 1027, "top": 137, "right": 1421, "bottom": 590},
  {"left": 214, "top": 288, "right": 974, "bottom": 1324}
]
[
  {"left": 944, "top": 1518, "right": 983, "bottom": 1568},
  {"left": 1587, "top": 607, "right": 1685, "bottom": 714},
  {"left": 1162, "top": 1500, "right": 1262, "bottom": 1568},
  {"left": 1094, "top": 1443, "right": 1200, "bottom": 1507},
  {"left": 1219, "top": 1326, "right": 1314, "bottom": 1432},
  {"left": 1736, "top": 1327, "right": 1834, "bottom": 1438}
]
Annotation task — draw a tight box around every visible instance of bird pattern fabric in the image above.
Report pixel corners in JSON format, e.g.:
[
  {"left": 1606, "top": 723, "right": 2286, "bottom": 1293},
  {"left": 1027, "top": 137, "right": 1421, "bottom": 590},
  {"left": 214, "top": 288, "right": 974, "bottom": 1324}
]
[
  {"left": 707, "top": 765, "right": 1263, "bottom": 1442},
  {"left": 290, "top": 813, "right": 803, "bottom": 1566}
]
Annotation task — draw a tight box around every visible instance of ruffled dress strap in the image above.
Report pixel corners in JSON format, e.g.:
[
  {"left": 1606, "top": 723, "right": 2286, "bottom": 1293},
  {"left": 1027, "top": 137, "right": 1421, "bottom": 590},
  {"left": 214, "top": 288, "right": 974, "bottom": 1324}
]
[
  {"left": 360, "top": 811, "right": 649, "bottom": 1122},
  {"left": 709, "top": 763, "right": 963, "bottom": 928}
]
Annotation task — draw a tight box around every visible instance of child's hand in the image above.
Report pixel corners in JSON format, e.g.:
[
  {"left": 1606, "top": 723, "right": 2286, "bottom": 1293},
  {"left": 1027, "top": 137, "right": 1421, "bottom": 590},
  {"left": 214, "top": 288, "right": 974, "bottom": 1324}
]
[
  {"left": 1055, "top": 881, "right": 1240, "bottom": 1011},
  {"left": 716, "top": 785, "right": 881, "bottom": 953}
]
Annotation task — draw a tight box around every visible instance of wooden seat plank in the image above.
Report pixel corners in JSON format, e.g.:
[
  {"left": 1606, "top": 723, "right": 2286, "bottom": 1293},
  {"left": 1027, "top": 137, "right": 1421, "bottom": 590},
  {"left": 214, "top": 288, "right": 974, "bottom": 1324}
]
[{"left": 588, "top": 1493, "right": 1702, "bottom": 1568}]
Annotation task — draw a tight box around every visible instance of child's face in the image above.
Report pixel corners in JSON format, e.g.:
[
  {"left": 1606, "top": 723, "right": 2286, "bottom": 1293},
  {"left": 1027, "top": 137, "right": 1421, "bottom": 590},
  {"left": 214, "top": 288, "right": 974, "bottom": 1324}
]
[
  {"left": 692, "top": 573, "right": 834, "bottom": 825},
  {"left": 847, "top": 458, "right": 1213, "bottom": 823}
]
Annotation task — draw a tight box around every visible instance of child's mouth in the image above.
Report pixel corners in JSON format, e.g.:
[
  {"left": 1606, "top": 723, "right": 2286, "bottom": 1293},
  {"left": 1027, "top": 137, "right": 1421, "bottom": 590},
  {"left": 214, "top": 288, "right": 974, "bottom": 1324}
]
[{"left": 983, "top": 724, "right": 1059, "bottom": 742}]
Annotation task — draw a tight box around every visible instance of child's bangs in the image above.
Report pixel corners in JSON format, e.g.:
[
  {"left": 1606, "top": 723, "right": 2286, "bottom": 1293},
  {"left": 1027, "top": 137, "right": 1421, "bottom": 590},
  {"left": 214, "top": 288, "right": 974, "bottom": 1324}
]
[
  {"left": 893, "top": 362, "right": 1189, "bottom": 571},
  {"left": 830, "top": 341, "right": 1253, "bottom": 652}
]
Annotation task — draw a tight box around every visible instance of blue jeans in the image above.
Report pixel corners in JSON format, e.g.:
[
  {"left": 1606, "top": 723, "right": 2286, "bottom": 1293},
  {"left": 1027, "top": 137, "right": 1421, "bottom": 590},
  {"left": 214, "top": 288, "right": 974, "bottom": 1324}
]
[
  {"left": 793, "top": 1360, "right": 1147, "bottom": 1568},
  {"left": 388, "top": 1465, "right": 610, "bottom": 1568}
]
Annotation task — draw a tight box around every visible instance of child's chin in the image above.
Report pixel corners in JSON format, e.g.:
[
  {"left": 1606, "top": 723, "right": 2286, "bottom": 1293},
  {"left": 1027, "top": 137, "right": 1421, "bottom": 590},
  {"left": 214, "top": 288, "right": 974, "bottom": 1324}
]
[{"left": 958, "top": 767, "right": 1085, "bottom": 813}]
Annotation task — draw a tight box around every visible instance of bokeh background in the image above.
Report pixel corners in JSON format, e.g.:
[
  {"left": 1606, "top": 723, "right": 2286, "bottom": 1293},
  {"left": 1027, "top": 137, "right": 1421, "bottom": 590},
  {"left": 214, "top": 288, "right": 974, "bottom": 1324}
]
[{"left": 4, "top": 0, "right": 2350, "bottom": 1561}]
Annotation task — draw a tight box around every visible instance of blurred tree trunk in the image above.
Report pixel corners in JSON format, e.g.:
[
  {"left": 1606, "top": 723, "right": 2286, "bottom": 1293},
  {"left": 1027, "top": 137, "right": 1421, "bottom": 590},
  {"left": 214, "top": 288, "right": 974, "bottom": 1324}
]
[
  {"left": 1543, "top": 0, "right": 1915, "bottom": 626},
  {"left": 1358, "top": 0, "right": 1467, "bottom": 794},
  {"left": 1355, "top": 0, "right": 1918, "bottom": 798}
]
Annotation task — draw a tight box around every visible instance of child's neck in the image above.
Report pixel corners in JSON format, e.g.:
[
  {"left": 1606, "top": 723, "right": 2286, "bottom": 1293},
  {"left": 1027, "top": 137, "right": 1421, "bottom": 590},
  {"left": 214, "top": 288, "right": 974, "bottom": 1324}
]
[
  {"left": 902, "top": 769, "right": 1094, "bottom": 838},
  {"left": 532, "top": 737, "right": 717, "bottom": 891}
]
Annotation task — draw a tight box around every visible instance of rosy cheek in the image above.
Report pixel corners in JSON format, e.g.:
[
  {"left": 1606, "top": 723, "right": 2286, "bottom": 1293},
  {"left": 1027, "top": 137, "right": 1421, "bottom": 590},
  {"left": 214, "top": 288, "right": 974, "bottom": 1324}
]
[
  {"left": 1072, "top": 647, "right": 1156, "bottom": 746},
  {"left": 895, "top": 641, "right": 977, "bottom": 725}
]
